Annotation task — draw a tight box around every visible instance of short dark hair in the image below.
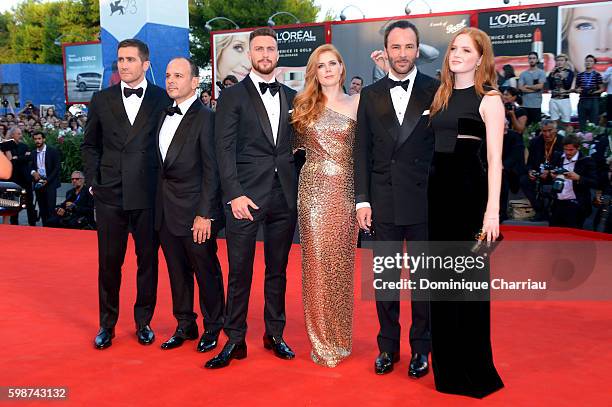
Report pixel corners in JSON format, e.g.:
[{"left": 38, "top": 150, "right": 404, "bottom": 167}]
[
  {"left": 528, "top": 51, "right": 539, "bottom": 59},
  {"left": 118, "top": 39, "right": 150, "bottom": 61},
  {"left": 384, "top": 20, "right": 419, "bottom": 48},
  {"left": 249, "top": 27, "right": 277, "bottom": 44},
  {"left": 171, "top": 57, "right": 199, "bottom": 78},
  {"left": 585, "top": 54, "right": 597, "bottom": 63},
  {"left": 351, "top": 76, "right": 363, "bottom": 84},
  {"left": 223, "top": 75, "right": 238, "bottom": 85},
  {"left": 32, "top": 130, "right": 45, "bottom": 139},
  {"left": 563, "top": 134, "right": 581, "bottom": 148}
]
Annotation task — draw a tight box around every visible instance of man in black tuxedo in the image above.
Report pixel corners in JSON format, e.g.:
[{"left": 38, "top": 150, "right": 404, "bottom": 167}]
[
  {"left": 155, "top": 57, "right": 225, "bottom": 353},
  {"left": 206, "top": 27, "right": 297, "bottom": 369},
  {"left": 7, "top": 126, "right": 36, "bottom": 225},
  {"left": 354, "top": 20, "right": 439, "bottom": 377},
  {"left": 31, "top": 131, "right": 61, "bottom": 226},
  {"left": 82, "top": 39, "right": 171, "bottom": 349}
]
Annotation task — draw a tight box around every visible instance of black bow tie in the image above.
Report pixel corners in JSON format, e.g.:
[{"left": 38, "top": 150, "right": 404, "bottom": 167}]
[
  {"left": 388, "top": 78, "right": 410, "bottom": 91},
  {"left": 259, "top": 81, "right": 281, "bottom": 96},
  {"left": 166, "top": 105, "right": 182, "bottom": 116},
  {"left": 123, "top": 87, "right": 144, "bottom": 98}
]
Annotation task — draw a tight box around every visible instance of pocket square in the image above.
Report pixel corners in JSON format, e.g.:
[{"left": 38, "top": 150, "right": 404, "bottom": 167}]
[{"left": 422, "top": 109, "right": 430, "bottom": 116}]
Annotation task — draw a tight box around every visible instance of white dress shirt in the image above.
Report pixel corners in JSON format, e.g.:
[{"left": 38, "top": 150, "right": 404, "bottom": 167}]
[
  {"left": 389, "top": 67, "right": 418, "bottom": 125},
  {"left": 159, "top": 94, "right": 198, "bottom": 161},
  {"left": 32, "top": 144, "right": 47, "bottom": 178},
  {"left": 249, "top": 70, "right": 281, "bottom": 144},
  {"left": 121, "top": 78, "right": 148, "bottom": 125},
  {"left": 356, "top": 68, "right": 419, "bottom": 211},
  {"left": 557, "top": 152, "right": 578, "bottom": 201}
]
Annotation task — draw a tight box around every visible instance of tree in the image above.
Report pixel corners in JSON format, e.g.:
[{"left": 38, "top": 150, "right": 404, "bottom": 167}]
[
  {"left": 189, "top": 0, "right": 320, "bottom": 68},
  {"left": 0, "top": 0, "right": 99, "bottom": 65}
]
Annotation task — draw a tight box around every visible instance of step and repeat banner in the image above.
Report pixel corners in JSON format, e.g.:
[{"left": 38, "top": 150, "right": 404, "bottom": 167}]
[{"left": 212, "top": 25, "right": 327, "bottom": 97}]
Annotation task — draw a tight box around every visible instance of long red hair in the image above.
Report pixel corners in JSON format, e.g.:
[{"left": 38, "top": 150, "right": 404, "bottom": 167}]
[
  {"left": 430, "top": 28, "right": 499, "bottom": 117},
  {"left": 291, "top": 44, "right": 346, "bottom": 135}
]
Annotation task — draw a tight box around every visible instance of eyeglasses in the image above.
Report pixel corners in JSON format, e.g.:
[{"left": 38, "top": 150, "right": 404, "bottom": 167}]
[{"left": 71, "top": 178, "right": 84, "bottom": 181}]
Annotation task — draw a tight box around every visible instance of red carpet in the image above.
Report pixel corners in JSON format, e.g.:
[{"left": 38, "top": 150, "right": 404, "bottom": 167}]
[{"left": 0, "top": 225, "right": 611, "bottom": 406}]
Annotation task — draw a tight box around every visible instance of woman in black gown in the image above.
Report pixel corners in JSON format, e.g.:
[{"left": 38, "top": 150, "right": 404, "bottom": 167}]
[{"left": 428, "top": 27, "right": 505, "bottom": 398}]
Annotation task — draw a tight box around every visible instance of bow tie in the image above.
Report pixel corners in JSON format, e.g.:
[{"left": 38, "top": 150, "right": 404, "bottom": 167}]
[
  {"left": 259, "top": 81, "right": 281, "bottom": 96},
  {"left": 123, "top": 87, "right": 144, "bottom": 98},
  {"left": 166, "top": 105, "right": 182, "bottom": 116},
  {"left": 388, "top": 78, "right": 410, "bottom": 91}
]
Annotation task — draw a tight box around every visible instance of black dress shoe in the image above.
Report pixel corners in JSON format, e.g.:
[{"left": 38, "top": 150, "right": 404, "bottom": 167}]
[
  {"left": 408, "top": 353, "right": 429, "bottom": 378},
  {"left": 197, "top": 331, "right": 219, "bottom": 353},
  {"left": 161, "top": 327, "right": 199, "bottom": 350},
  {"left": 94, "top": 327, "right": 115, "bottom": 350},
  {"left": 204, "top": 341, "right": 247, "bottom": 369},
  {"left": 375, "top": 352, "right": 400, "bottom": 375},
  {"left": 263, "top": 335, "right": 295, "bottom": 360},
  {"left": 136, "top": 325, "right": 155, "bottom": 345}
]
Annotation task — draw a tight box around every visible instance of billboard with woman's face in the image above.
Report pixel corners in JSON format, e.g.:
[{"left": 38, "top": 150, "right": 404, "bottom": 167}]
[{"left": 558, "top": 1, "right": 611, "bottom": 72}]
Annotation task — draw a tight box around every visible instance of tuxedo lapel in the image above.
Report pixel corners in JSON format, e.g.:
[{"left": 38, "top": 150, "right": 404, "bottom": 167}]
[
  {"left": 108, "top": 85, "right": 132, "bottom": 139},
  {"left": 276, "top": 87, "right": 289, "bottom": 147},
  {"left": 243, "top": 75, "right": 275, "bottom": 148},
  {"left": 395, "top": 73, "right": 430, "bottom": 150},
  {"left": 372, "top": 79, "right": 400, "bottom": 142},
  {"left": 155, "top": 110, "right": 166, "bottom": 168},
  {"left": 163, "top": 101, "right": 201, "bottom": 170},
  {"left": 125, "top": 82, "right": 157, "bottom": 145}
]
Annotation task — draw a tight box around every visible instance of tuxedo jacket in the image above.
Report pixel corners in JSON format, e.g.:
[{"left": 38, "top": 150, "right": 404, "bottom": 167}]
[
  {"left": 82, "top": 82, "right": 171, "bottom": 210},
  {"left": 215, "top": 75, "right": 297, "bottom": 211},
  {"left": 354, "top": 72, "right": 439, "bottom": 225},
  {"left": 551, "top": 153, "right": 597, "bottom": 216},
  {"left": 31, "top": 145, "right": 61, "bottom": 189},
  {"left": 154, "top": 99, "right": 223, "bottom": 237},
  {"left": 10, "top": 142, "right": 32, "bottom": 186}
]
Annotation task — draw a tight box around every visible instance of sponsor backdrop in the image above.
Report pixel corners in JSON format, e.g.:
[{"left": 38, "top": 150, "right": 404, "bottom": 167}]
[
  {"left": 212, "top": 25, "right": 327, "bottom": 97},
  {"left": 558, "top": 1, "right": 611, "bottom": 73},
  {"left": 62, "top": 42, "right": 104, "bottom": 104},
  {"left": 478, "top": 7, "right": 558, "bottom": 76},
  {"left": 331, "top": 14, "right": 471, "bottom": 89},
  {"left": 99, "top": 0, "right": 189, "bottom": 88}
]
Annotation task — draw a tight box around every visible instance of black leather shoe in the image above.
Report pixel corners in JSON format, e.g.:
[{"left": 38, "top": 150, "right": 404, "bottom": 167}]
[
  {"left": 136, "top": 325, "right": 155, "bottom": 345},
  {"left": 375, "top": 352, "right": 400, "bottom": 375},
  {"left": 263, "top": 335, "right": 295, "bottom": 360},
  {"left": 161, "top": 327, "right": 199, "bottom": 350},
  {"left": 94, "top": 327, "right": 115, "bottom": 350},
  {"left": 408, "top": 353, "right": 429, "bottom": 378},
  {"left": 204, "top": 341, "right": 247, "bottom": 369},
  {"left": 197, "top": 331, "right": 219, "bottom": 353}
]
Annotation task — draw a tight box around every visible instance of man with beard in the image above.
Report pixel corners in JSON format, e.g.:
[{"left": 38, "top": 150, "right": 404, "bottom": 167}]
[
  {"left": 206, "top": 27, "right": 297, "bottom": 369},
  {"left": 518, "top": 52, "right": 546, "bottom": 126},
  {"left": 31, "top": 131, "right": 61, "bottom": 226},
  {"left": 355, "top": 20, "right": 439, "bottom": 377}
]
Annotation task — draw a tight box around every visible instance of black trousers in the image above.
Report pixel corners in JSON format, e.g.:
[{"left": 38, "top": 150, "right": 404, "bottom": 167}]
[
  {"left": 159, "top": 220, "right": 224, "bottom": 335},
  {"left": 223, "top": 176, "right": 297, "bottom": 343},
  {"left": 374, "top": 221, "right": 431, "bottom": 355},
  {"left": 95, "top": 200, "right": 159, "bottom": 329},
  {"left": 550, "top": 199, "right": 586, "bottom": 229},
  {"left": 35, "top": 186, "right": 57, "bottom": 226},
  {"left": 10, "top": 182, "right": 36, "bottom": 226}
]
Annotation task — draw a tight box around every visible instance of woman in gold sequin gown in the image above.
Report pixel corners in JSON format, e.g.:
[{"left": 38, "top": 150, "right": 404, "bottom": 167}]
[{"left": 291, "top": 44, "right": 359, "bottom": 367}]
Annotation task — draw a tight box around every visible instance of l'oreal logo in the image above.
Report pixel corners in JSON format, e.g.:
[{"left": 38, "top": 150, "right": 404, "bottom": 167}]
[
  {"left": 489, "top": 12, "right": 545, "bottom": 27},
  {"left": 277, "top": 30, "right": 316, "bottom": 42}
]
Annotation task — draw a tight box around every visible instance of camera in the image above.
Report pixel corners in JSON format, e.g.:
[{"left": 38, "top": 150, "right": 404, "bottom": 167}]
[
  {"left": 1, "top": 99, "right": 8, "bottom": 108},
  {"left": 551, "top": 167, "right": 569, "bottom": 194},
  {"left": 504, "top": 102, "right": 515, "bottom": 111},
  {"left": 216, "top": 80, "right": 226, "bottom": 90},
  {"left": 34, "top": 176, "right": 48, "bottom": 191},
  {"left": 530, "top": 162, "right": 554, "bottom": 179}
]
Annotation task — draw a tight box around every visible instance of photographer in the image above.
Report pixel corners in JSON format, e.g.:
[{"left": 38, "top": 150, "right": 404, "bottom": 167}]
[
  {"left": 548, "top": 135, "right": 597, "bottom": 229},
  {"left": 501, "top": 119, "right": 526, "bottom": 221},
  {"left": 30, "top": 131, "right": 61, "bottom": 226},
  {"left": 591, "top": 132, "right": 611, "bottom": 233},
  {"left": 502, "top": 87, "right": 527, "bottom": 134},
  {"left": 574, "top": 55, "right": 604, "bottom": 130},
  {"left": 520, "top": 119, "right": 564, "bottom": 221},
  {"left": 547, "top": 54, "right": 574, "bottom": 126},
  {"left": 47, "top": 171, "right": 95, "bottom": 229}
]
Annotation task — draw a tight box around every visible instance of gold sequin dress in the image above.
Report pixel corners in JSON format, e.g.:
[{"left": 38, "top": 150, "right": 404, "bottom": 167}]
[{"left": 295, "top": 107, "right": 358, "bottom": 367}]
